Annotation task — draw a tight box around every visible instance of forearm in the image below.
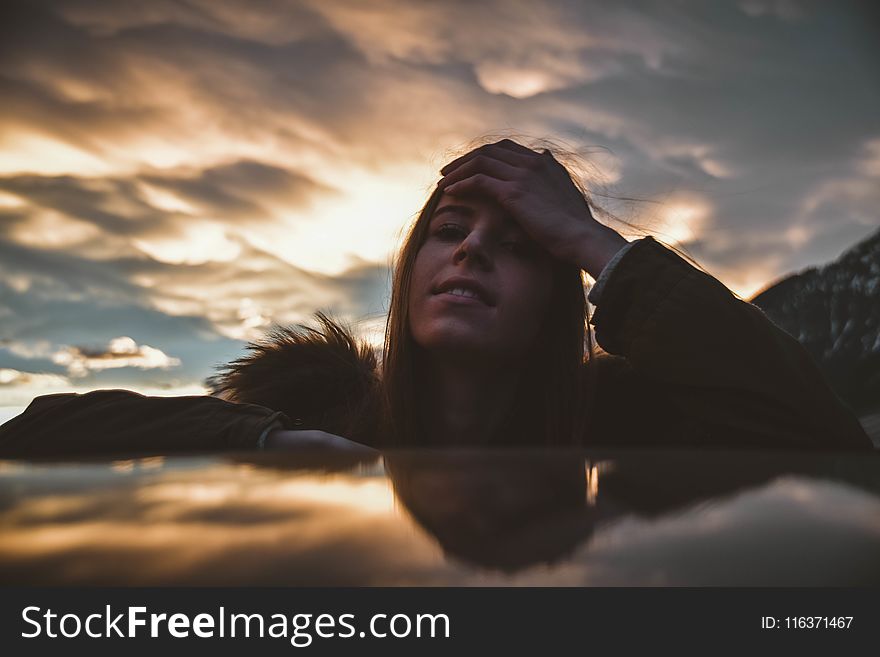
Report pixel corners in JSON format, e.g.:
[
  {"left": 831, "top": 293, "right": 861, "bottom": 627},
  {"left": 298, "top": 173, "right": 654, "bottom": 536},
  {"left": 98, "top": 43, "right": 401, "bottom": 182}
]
[
  {"left": 588, "top": 237, "right": 871, "bottom": 449},
  {"left": 569, "top": 223, "right": 630, "bottom": 281},
  {"left": 264, "top": 429, "right": 378, "bottom": 455},
  {"left": 0, "top": 390, "right": 288, "bottom": 458}
]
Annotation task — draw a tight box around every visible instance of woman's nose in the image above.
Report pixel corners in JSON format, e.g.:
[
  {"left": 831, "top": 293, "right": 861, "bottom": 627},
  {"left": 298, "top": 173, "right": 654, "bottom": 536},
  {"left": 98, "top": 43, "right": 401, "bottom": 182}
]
[{"left": 453, "top": 232, "right": 492, "bottom": 269}]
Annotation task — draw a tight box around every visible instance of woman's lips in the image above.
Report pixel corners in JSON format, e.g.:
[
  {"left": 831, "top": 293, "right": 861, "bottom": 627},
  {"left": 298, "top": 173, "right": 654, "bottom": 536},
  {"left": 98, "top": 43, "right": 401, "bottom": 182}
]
[
  {"left": 432, "top": 277, "right": 495, "bottom": 305},
  {"left": 432, "top": 291, "right": 489, "bottom": 306}
]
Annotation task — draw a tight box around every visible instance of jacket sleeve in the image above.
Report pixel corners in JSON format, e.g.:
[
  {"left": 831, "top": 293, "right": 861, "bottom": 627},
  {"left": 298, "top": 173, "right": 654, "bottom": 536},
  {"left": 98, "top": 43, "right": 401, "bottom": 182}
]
[
  {"left": 589, "top": 236, "right": 872, "bottom": 449},
  {"left": 0, "top": 389, "right": 289, "bottom": 459}
]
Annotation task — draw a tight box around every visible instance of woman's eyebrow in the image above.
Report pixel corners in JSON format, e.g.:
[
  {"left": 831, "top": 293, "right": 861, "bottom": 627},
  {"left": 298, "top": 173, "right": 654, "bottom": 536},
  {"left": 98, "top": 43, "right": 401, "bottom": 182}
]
[{"left": 431, "top": 204, "right": 474, "bottom": 220}]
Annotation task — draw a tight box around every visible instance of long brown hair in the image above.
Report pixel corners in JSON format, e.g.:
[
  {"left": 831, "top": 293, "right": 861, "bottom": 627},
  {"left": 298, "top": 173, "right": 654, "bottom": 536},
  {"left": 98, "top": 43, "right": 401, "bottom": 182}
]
[{"left": 380, "top": 147, "right": 598, "bottom": 446}]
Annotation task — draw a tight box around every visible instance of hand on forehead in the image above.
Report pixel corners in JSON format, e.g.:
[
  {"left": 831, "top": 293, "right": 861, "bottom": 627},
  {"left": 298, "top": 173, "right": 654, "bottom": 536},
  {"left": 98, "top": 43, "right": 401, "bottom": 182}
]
[
  {"left": 441, "top": 139, "right": 548, "bottom": 176},
  {"left": 433, "top": 138, "right": 612, "bottom": 271},
  {"left": 433, "top": 193, "right": 531, "bottom": 238}
]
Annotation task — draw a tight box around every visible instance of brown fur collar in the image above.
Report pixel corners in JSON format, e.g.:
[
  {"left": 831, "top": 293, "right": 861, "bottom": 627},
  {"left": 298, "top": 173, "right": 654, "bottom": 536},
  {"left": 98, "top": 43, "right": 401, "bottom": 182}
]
[{"left": 206, "top": 312, "right": 382, "bottom": 444}]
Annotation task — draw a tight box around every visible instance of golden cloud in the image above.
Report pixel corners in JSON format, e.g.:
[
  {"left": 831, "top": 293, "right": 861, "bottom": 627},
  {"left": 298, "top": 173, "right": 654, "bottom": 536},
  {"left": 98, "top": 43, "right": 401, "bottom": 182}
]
[{"left": 51, "top": 337, "right": 181, "bottom": 378}]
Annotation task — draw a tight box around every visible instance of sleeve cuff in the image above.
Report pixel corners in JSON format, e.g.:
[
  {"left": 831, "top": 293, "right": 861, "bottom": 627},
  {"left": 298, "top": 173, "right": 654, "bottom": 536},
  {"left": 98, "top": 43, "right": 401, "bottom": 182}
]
[
  {"left": 257, "top": 418, "right": 286, "bottom": 450},
  {"left": 587, "top": 238, "right": 641, "bottom": 305}
]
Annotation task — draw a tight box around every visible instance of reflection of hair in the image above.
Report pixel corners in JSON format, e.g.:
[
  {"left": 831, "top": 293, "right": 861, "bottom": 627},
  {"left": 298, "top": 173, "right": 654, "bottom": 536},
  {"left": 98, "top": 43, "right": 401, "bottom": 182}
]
[
  {"left": 385, "top": 452, "right": 595, "bottom": 572},
  {"left": 381, "top": 146, "right": 599, "bottom": 446},
  {"left": 207, "top": 312, "right": 381, "bottom": 444}
]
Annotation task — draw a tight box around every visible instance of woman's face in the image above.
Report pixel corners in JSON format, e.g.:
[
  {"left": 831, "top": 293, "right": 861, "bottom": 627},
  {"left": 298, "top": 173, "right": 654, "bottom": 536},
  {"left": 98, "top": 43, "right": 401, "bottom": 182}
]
[{"left": 408, "top": 192, "right": 554, "bottom": 360}]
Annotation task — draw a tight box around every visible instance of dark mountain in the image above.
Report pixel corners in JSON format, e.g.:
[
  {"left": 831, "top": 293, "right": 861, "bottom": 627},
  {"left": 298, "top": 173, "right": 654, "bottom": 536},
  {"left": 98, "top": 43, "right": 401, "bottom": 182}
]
[{"left": 751, "top": 227, "right": 880, "bottom": 417}]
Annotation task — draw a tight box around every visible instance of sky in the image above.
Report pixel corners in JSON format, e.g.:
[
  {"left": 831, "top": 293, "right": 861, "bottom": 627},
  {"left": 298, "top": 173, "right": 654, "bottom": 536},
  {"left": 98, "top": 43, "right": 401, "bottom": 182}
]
[{"left": 1, "top": 0, "right": 878, "bottom": 413}]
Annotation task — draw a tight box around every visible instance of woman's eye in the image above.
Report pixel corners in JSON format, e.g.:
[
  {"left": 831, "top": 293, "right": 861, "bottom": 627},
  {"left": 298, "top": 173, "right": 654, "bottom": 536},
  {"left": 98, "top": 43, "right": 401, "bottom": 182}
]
[{"left": 436, "top": 224, "right": 466, "bottom": 240}]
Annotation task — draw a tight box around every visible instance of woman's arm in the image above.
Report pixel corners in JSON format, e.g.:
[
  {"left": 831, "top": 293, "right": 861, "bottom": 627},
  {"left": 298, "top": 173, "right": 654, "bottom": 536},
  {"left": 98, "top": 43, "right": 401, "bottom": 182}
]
[
  {"left": 0, "top": 389, "right": 288, "bottom": 458},
  {"left": 586, "top": 236, "right": 872, "bottom": 449}
]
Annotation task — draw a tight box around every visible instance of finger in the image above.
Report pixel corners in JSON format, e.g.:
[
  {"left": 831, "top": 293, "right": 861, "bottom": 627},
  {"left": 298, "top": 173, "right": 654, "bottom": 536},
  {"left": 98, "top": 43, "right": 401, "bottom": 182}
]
[
  {"left": 444, "top": 173, "right": 518, "bottom": 203},
  {"left": 495, "top": 138, "right": 544, "bottom": 157},
  {"left": 440, "top": 140, "right": 535, "bottom": 175},
  {"left": 438, "top": 154, "right": 522, "bottom": 189}
]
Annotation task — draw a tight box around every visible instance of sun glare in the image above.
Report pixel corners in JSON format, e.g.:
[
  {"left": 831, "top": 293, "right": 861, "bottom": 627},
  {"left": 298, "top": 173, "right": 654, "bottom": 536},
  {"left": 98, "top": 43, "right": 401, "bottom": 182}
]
[
  {"left": 653, "top": 197, "right": 711, "bottom": 245},
  {"left": 257, "top": 163, "right": 435, "bottom": 275}
]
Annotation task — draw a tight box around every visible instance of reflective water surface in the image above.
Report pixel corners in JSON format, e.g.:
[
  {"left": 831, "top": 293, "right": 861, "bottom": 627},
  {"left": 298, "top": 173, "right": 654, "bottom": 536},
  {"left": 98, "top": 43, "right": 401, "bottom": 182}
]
[{"left": 1, "top": 449, "right": 879, "bottom": 585}]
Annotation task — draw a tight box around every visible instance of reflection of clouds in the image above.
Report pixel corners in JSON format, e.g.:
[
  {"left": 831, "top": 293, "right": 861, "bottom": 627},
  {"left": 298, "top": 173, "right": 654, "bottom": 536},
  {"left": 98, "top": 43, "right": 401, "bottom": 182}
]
[
  {"left": 577, "top": 477, "right": 880, "bottom": 586},
  {"left": 1, "top": 457, "right": 879, "bottom": 585},
  {"left": 0, "top": 460, "right": 454, "bottom": 585}
]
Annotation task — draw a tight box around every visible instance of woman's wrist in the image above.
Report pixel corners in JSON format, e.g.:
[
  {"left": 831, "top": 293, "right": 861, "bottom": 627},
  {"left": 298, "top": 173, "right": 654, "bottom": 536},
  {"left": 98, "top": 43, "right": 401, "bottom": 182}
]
[
  {"left": 587, "top": 239, "right": 641, "bottom": 305},
  {"left": 263, "top": 429, "right": 379, "bottom": 455},
  {"left": 263, "top": 429, "right": 324, "bottom": 449},
  {"left": 570, "top": 223, "right": 629, "bottom": 279}
]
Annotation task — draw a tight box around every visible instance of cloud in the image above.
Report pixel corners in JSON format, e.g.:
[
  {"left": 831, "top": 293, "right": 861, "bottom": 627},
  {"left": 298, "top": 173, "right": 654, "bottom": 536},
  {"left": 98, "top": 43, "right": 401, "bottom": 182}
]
[
  {"left": 141, "top": 160, "right": 336, "bottom": 221},
  {"left": 0, "top": 368, "right": 69, "bottom": 389},
  {"left": 113, "top": 237, "right": 391, "bottom": 341},
  {"left": 0, "top": 368, "right": 73, "bottom": 410},
  {"left": 51, "top": 336, "right": 181, "bottom": 378},
  {"left": 0, "top": 221, "right": 391, "bottom": 407},
  {"left": 0, "top": 158, "right": 334, "bottom": 242},
  {"left": 738, "top": 0, "right": 807, "bottom": 20},
  {"left": 307, "top": 0, "right": 679, "bottom": 96}
]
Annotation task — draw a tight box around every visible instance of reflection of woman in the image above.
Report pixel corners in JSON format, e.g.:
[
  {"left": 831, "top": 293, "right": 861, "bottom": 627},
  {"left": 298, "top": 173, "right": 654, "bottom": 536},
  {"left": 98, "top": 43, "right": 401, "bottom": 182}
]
[
  {"left": 384, "top": 451, "right": 611, "bottom": 572},
  {"left": 383, "top": 449, "right": 880, "bottom": 574},
  {"left": 0, "top": 139, "right": 872, "bottom": 456}
]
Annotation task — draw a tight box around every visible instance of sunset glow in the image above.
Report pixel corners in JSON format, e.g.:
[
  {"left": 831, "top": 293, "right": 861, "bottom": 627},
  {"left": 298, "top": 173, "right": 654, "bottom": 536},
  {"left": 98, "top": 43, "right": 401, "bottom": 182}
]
[{"left": 1, "top": 1, "right": 877, "bottom": 409}]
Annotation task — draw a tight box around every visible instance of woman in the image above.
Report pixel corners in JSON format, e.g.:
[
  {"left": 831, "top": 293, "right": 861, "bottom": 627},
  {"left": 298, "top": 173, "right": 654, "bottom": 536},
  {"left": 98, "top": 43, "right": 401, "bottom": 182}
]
[
  {"left": 383, "top": 139, "right": 869, "bottom": 448},
  {"left": 0, "top": 139, "right": 871, "bottom": 457}
]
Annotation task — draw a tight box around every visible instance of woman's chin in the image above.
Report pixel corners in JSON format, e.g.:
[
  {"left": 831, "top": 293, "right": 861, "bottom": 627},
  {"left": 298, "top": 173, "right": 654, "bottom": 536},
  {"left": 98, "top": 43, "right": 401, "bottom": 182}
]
[{"left": 415, "top": 324, "right": 494, "bottom": 354}]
